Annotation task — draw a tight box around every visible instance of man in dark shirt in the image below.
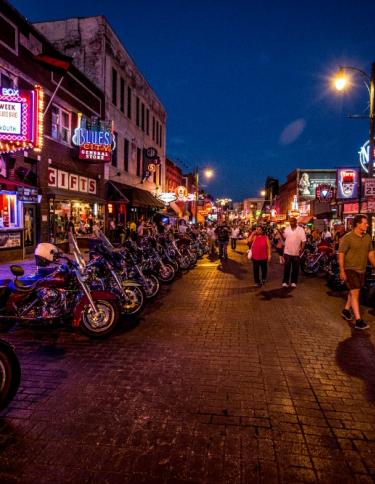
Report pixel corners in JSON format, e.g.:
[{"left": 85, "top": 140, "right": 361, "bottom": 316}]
[
  {"left": 339, "top": 214, "right": 375, "bottom": 330},
  {"left": 215, "top": 222, "right": 230, "bottom": 260}
]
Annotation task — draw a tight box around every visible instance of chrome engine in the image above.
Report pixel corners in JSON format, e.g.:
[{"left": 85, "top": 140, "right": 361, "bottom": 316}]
[{"left": 36, "top": 288, "right": 65, "bottom": 317}]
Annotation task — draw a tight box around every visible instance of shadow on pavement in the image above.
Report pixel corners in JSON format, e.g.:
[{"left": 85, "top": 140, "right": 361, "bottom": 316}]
[
  {"left": 257, "top": 287, "right": 294, "bottom": 300},
  {"left": 217, "top": 258, "right": 248, "bottom": 280},
  {"left": 336, "top": 330, "right": 375, "bottom": 402}
]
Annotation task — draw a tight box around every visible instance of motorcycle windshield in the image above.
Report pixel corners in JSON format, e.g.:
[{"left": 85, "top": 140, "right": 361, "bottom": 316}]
[
  {"left": 70, "top": 234, "right": 86, "bottom": 273},
  {"left": 94, "top": 229, "right": 114, "bottom": 251}
]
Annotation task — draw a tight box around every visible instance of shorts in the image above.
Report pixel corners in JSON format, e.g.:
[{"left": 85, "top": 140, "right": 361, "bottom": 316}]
[{"left": 345, "top": 270, "right": 365, "bottom": 290}]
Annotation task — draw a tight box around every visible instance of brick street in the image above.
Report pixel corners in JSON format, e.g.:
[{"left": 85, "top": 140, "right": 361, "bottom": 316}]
[{"left": 1, "top": 241, "right": 375, "bottom": 483}]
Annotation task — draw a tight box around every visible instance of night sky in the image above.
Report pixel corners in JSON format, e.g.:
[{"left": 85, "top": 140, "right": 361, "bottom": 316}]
[{"left": 11, "top": 0, "right": 375, "bottom": 200}]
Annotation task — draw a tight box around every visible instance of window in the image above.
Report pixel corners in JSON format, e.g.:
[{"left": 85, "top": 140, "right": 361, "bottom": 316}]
[
  {"left": 136, "top": 148, "right": 141, "bottom": 176},
  {"left": 124, "top": 138, "right": 129, "bottom": 172},
  {"left": 153, "top": 170, "right": 156, "bottom": 183},
  {"left": 152, "top": 116, "right": 155, "bottom": 141},
  {"left": 120, "top": 78, "right": 125, "bottom": 112},
  {"left": 0, "top": 14, "right": 18, "bottom": 54},
  {"left": 0, "top": 194, "right": 19, "bottom": 228},
  {"left": 136, "top": 97, "right": 140, "bottom": 127},
  {"left": 0, "top": 73, "right": 13, "bottom": 88},
  {"left": 159, "top": 165, "right": 162, "bottom": 186},
  {"left": 159, "top": 125, "right": 163, "bottom": 148},
  {"left": 112, "top": 68, "right": 117, "bottom": 106},
  {"left": 127, "top": 87, "right": 132, "bottom": 119},
  {"left": 111, "top": 132, "right": 118, "bottom": 167},
  {"left": 156, "top": 121, "right": 159, "bottom": 146},
  {"left": 51, "top": 105, "right": 71, "bottom": 144},
  {"left": 141, "top": 103, "right": 145, "bottom": 132},
  {"left": 146, "top": 109, "right": 150, "bottom": 135}
]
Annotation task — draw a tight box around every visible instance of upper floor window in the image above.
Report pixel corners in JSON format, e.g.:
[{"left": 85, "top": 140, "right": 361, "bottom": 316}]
[
  {"left": 51, "top": 105, "right": 71, "bottom": 144},
  {"left": 111, "top": 132, "right": 118, "bottom": 167},
  {"left": 0, "top": 73, "right": 14, "bottom": 89},
  {"left": 127, "top": 87, "right": 132, "bottom": 119},
  {"left": 141, "top": 103, "right": 145, "bottom": 132},
  {"left": 136, "top": 147, "right": 141, "bottom": 176},
  {"left": 120, "top": 78, "right": 125, "bottom": 112},
  {"left": 159, "top": 125, "right": 163, "bottom": 148},
  {"left": 146, "top": 109, "right": 150, "bottom": 135},
  {"left": 112, "top": 68, "right": 117, "bottom": 106},
  {"left": 124, "top": 138, "right": 129, "bottom": 172},
  {"left": 0, "top": 14, "right": 18, "bottom": 54},
  {"left": 136, "top": 97, "right": 140, "bottom": 127},
  {"left": 152, "top": 116, "right": 155, "bottom": 141}
]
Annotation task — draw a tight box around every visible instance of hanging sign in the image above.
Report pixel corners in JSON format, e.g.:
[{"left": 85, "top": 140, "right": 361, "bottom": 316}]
[
  {"left": 364, "top": 179, "right": 375, "bottom": 197},
  {"left": 175, "top": 185, "right": 188, "bottom": 200},
  {"left": 336, "top": 168, "right": 359, "bottom": 199},
  {"left": 157, "top": 192, "right": 177, "bottom": 204},
  {"left": 72, "top": 114, "right": 116, "bottom": 162},
  {"left": 359, "top": 140, "right": 375, "bottom": 174},
  {"left": 0, "top": 86, "right": 44, "bottom": 154},
  {"left": 315, "top": 184, "right": 334, "bottom": 202}
]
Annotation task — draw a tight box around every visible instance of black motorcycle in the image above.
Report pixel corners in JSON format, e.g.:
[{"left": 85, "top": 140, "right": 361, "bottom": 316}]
[{"left": 0, "top": 339, "right": 21, "bottom": 410}]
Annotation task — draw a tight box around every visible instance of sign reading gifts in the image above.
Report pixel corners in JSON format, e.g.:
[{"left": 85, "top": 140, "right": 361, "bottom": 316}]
[{"left": 48, "top": 168, "right": 97, "bottom": 195}]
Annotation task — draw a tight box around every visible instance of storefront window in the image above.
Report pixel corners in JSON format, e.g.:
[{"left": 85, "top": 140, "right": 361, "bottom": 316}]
[
  {"left": 0, "top": 193, "right": 19, "bottom": 228},
  {"left": 49, "top": 198, "right": 104, "bottom": 243}
]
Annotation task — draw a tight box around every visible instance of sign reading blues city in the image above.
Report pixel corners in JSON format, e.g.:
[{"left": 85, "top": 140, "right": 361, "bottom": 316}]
[
  {"left": 336, "top": 168, "right": 359, "bottom": 200},
  {"left": 72, "top": 115, "right": 116, "bottom": 162}
]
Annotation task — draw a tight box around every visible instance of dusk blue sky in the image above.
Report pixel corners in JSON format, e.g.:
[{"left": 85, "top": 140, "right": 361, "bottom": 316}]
[{"left": 12, "top": 0, "right": 375, "bottom": 200}]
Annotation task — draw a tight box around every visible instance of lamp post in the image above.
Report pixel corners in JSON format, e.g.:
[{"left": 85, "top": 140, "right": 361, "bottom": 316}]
[
  {"left": 334, "top": 63, "right": 375, "bottom": 178},
  {"left": 194, "top": 167, "right": 213, "bottom": 223}
]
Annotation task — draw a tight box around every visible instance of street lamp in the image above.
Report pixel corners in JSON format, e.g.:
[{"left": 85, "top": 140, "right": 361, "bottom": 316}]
[
  {"left": 195, "top": 167, "right": 214, "bottom": 223},
  {"left": 260, "top": 189, "right": 266, "bottom": 197},
  {"left": 333, "top": 63, "right": 375, "bottom": 178}
]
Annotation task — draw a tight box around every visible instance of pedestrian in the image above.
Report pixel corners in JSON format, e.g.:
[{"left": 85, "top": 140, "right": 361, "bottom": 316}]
[
  {"left": 206, "top": 223, "right": 217, "bottom": 256},
  {"left": 248, "top": 225, "right": 271, "bottom": 287},
  {"left": 339, "top": 214, "right": 375, "bottom": 330},
  {"left": 274, "top": 229, "right": 285, "bottom": 264},
  {"left": 230, "top": 225, "right": 240, "bottom": 250},
  {"left": 215, "top": 222, "right": 230, "bottom": 259},
  {"left": 282, "top": 217, "right": 306, "bottom": 288},
  {"left": 137, "top": 220, "right": 144, "bottom": 237},
  {"left": 321, "top": 227, "right": 333, "bottom": 243}
]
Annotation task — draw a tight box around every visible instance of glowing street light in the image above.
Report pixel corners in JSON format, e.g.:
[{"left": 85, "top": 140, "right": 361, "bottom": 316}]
[
  {"left": 260, "top": 189, "right": 266, "bottom": 197},
  {"left": 333, "top": 63, "right": 375, "bottom": 178},
  {"left": 194, "top": 166, "right": 214, "bottom": 222}
]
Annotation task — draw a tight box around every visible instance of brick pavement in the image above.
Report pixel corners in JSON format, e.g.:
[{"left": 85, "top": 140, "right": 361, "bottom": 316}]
[{"left": 0, "top": 241, "right": 375, "bottom": 483}]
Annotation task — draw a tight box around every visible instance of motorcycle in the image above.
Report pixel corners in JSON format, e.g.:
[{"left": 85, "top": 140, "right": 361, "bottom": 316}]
[
  {"left": 301, "top": 241, "right": 336, "bottom": 276},
  {"left": 139, "top": 236, "right": 176, "bottom": 283},
  {"left": 0, "top": 338, "right": 21, "bottom": 410},
  {"left": 0, "top": 238, "right": 119, "bottom": 338}
]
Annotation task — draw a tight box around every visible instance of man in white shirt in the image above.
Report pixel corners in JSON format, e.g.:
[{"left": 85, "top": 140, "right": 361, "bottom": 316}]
[
  {"left": 282, "top": 217, "right": 306, "bottom": 288},
  {"left": 230, "top": 225, "right": 240, "bottom": 250}
]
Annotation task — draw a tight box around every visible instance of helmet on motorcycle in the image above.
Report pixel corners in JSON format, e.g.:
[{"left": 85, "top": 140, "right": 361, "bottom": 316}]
[{"left": 34, "top": 243, "right": 59, "bottom": 267}]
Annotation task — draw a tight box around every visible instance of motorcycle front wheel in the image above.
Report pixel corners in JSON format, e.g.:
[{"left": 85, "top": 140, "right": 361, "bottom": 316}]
[
  {"left": 0, "top": 341, "right": 21, "bottom": 410},
  {"left": 179, "top": 255, "right": 191, "bottom": 271},
  {"left": 121, "top": 286, "right": 144, "bottom": 316},
  {"left": 80, "top": 300, "right": 118, "bottom": 338},
  {"left": 143, "top": 274, "right": 160, "bottom": 299},
  {"left": 301, "top": 257, "right": 320, "bottom": 276},
  {"left": 158, "top": 263, "right": 176, "bottom": 283}
]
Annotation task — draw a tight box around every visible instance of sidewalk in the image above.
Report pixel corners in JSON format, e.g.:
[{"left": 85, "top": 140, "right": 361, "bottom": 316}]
[{"left": 1, "top": 241, "right": 375, "bottom": 482}]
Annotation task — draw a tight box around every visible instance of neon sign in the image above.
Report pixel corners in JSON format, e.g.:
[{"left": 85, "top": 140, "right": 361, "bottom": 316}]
[
  {"left": 0, "top": 85, "right": 44, "bottom": 154},
  {"left": 157, "top": 192, "right": 177, "bottom": 204},
  {"left": 72, "top": 113, "right": 116, "bottom": 162},
  {"left": 359, "top": 140, "right": 375, "bottom": 173}
]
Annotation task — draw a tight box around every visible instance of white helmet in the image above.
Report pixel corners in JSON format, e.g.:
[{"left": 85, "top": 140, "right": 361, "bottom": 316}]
[{"left": 35, "top": 243, "right": 59, "bottom": 264}]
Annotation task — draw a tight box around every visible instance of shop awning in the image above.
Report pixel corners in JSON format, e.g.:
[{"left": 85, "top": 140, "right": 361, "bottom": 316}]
[
  {"left": 0, "top": 175, "right": 37, "bottom": 191},
  {"left": 107, "top": 181, "right": 164, "bottom": 209},
  {"left": 298, "top": 216, "right": 313, "bottom": 224},
  {"left": 107, "top": 181, "right": 130, "bottom": 203}
]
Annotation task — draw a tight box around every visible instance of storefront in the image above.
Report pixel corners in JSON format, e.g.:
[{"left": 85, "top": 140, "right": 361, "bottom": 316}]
[{"left": 46, "top": 167, "right": 104, "bottom": 250}]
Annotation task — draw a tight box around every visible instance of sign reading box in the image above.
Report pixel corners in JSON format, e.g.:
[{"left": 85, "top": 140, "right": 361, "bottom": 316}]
[{"left": 48, "top": 167, "right": 97, "bottom": 195}]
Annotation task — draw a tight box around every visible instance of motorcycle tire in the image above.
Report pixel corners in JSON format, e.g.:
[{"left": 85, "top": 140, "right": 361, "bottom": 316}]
[
  {"left": 179, "top": 255, "right": 191, "bottom": 271},
  {"left": 121, "top": 286, "right": 144, "bottom": 317},
  {"left": 79, "top": 299, "right": 119, "bottom": 338},
  {"left": 301, "top": 259, "right": 319, "bottom": 276},
  {"left": 0, "top": 341, "right": 21, "bottom": 411},
  {"left": 144, "top": 274, "right": 160, "bottom": 299},
  {"left": 189, "top": 253, "right": 198, "bottom": 267},
  {"left": 158, "top": 263, "right": 176, "bottom": 283}
]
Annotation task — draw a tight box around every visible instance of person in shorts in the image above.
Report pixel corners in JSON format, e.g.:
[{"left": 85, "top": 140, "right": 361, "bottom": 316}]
[{"left": 339, "top": 214, "right": 375, "bottom": 330}]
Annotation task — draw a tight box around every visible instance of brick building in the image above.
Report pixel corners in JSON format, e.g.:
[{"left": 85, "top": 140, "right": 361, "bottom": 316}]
[
  {"left": 0, "top": 0, "right": 109, "bottom": 259},
  {"left": 34, "top": 16, "right": 165, "bottom": 224}
]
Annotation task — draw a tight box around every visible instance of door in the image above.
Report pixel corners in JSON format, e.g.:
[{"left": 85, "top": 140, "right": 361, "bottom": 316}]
[{"left": 23, "top": 204, "right": 37, "bottom": 254}]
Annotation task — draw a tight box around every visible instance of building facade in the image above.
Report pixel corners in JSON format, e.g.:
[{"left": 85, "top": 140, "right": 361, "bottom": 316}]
[
  {"left": 0, "top": 0, "right": 110, "bottom": 260},
  {"left": 34, "top": 16, "right": 166, "bottom": 224}
]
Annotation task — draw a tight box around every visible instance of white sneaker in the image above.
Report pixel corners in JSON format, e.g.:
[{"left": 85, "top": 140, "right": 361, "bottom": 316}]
[
  {"left": 282, "top": 283, "right": 288, "bottom": 288},
  {"left": 291, "top": 283, "right": 297, "bottom": 288}
]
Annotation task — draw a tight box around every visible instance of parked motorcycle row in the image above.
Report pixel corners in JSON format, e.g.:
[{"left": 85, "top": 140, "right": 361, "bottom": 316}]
[{"left": 0, "top": 227, "right": 209, "bottom": 410}]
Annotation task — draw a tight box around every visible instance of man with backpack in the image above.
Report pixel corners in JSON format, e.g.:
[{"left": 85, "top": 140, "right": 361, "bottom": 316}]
[{"left": 215, "top": 222, "right": 231, "bottom": 260}]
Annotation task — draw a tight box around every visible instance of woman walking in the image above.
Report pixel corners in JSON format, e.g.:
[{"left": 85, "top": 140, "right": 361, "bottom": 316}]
[
  {"left": 248, "top": 225, "right": 272, "bottom": 287},
  {"left": 274, "top": 228, "right": 285, "bottom": 264}
]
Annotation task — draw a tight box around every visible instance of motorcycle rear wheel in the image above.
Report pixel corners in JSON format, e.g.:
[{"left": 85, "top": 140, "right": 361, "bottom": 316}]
[
  {"left": 144, "top": 274, "right": 160, "bottom": 299},
  {"left": 80, "top": 300, "right": 118, "bottom": 338},
  {"left": 0, "top": 342, "right": 21, "bottom": 410}
]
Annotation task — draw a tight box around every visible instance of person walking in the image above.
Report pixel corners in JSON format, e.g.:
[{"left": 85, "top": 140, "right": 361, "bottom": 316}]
[
  {"left": 282, "top": 217, "right": 306, "bottom": 288},
  {"left": 206, "top": 223, "right": 217, "bottom": 256},
  {"left": 249, "top": 225, "right": 271, "bottom": 287},
  {"left": 339, "top": 214, "right": 375, "bottom": 330},
  {"left": 215, "top": 222, "right": 230, "bottom": 260},
  {"left": 230, "top": 225, "right": 240, "bottom": 250},
  {"left": 274, "top": 228, "right": 285, "bottom": 264}
]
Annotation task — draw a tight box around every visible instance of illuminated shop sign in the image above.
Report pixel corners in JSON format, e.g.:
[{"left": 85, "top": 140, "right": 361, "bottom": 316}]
[
  {"left": 175, "top": 186, "right": 188, "bottom": 200},
  {"left": 315, "top": 184, "right": 334, "bottom": 203},
  {"left": 336, "top": 168, "right": 359, "bottom": 200},
  {"left": 157, "top": 192, "right": 178, "bottom": 204},
  {"left": 72, "top": 114, "right": 116, "bottom": 162},
  {"left": 358, "top": 140, "right": 375, "bottom": 174},
  {"left": 298, "top": 170, "right": 336, "bottom": 201},
  {"left": 47, "top": 167, "right": 97, "bottom": 195},
  {"left": 0, "top": 86, "right": 44, "bottom": 154}
]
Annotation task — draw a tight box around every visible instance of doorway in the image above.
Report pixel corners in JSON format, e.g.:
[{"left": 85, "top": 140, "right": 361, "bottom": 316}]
[{"left": 23, "top": 204, "right": 37, "bottom": 254}]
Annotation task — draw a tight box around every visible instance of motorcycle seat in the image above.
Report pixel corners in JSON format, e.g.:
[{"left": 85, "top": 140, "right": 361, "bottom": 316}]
[{"left": 11, "top": 279, "right": 38, "bottom": 292}]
